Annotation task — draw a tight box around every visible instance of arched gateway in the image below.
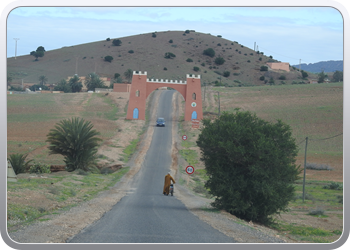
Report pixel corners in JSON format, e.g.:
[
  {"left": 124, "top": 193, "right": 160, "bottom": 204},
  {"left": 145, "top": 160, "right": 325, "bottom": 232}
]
[{"left": 126, "top": 71, "right": 203, "bottom": 121}]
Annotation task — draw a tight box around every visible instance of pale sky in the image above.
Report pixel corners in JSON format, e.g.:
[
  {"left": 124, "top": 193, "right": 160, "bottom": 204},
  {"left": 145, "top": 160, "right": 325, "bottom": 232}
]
[{"left": 5, "top": 4, "right": 346, "bottom": 65}]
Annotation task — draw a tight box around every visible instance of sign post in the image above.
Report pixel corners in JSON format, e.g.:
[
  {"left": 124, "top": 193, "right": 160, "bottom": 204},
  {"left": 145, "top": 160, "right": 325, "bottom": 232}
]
[
  {"left": 192, "top": 119, "right": 200, "bottom": 129},
  {"left": 182, "top": 135, "right": 187, "bottom": 141},
  {"left": 186, "top": 166, "right": 195, "bottom": 175}
]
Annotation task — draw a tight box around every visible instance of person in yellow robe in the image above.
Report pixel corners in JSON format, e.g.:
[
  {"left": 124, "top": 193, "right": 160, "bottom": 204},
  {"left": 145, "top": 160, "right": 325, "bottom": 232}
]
[{"left": 163, "top": 172, "right": 175, "bottom": 195}]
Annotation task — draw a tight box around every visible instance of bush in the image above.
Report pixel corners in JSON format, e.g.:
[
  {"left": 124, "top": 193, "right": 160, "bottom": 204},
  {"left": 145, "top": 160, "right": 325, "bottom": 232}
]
[
  {"left": 260, "top": 76, "right": 265, "bottom": 81},
  {"left": 128, "top": 50, "right": 134, "bottom": 54},
  {"left": 152, "top": 33, "right": 157, "bottom": 38},
  {"left": 8, "top": 153, "right": 33, "bottom": 174},
  {"left": 29, "top": 163, "right": 51, "bottom": 174},
  {"left": 196, "top": 111, "right": 300, "bottom": 223},
  {"left": 223, "top": 71, "right": 230, "bottom": 77},
  {"left": 46, "top": 117, "right": 102, "bottom": 172},
  {"left": 308, "top": 207, "right": 325, "bottom": 216},
  {"left": 260, "top": 66, "right": 268, "bottom": 71},
  {"left": 112, "top": 39, "right": 122, "bottom": 46},
  {"left": 193, "top": 66, "right": 200, "bottom": 72},
  {"left": 186, "top": 58, "right": 193, "bottom": 62},
  {"left": 203, "top": 48, "right": 215, "bottom": 58},
  {"left": 164, "top": 52, "right": 176, "bottom": 59},
  {"left": 323, "top": 182, "right": 343, "bottom": 190},
  {"left": 169, "top": 39, "right": 173, "bottom": 43},
  {"left": 279, "top": 75, "right": 286, "bottom": 80},
  {"left": 306, "top": 163, "right": 333, "bottom": 171},
  {"left": 214, "top": 57, "right": 225, "bottom": 65},
  {"left": 104, "top": 55, "right": 113, "bottom": 62}
]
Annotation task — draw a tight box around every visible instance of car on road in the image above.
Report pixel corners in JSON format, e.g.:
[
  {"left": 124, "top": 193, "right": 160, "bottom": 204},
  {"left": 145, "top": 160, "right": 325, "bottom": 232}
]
[{"left": 156, "top": 117, "right": 165, "bottom": 127}]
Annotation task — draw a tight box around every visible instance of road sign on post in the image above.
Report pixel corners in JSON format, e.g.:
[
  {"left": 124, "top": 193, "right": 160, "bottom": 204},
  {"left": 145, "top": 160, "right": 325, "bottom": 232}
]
[
  {"left": 192, "top": 119, "right": 199, "bottom": 129},
  {"left": 186, "top": 166, "right": 195, "bottom": 175},
  {"left": 182, "top": 135, "right": 187, "bottom": 141}
]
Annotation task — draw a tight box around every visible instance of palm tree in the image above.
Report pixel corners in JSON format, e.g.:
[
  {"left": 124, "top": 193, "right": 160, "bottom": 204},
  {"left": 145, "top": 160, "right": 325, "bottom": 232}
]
[
  {"left": 68, "top": 75, "right": 83, "bottom": 92},
  {"left": 39, "top": 75, "right": 48, "bottom": 86},
  {"left": 85, "top": 72, "right": 105, "bottom": 91},
  {"left": 46, "top": 117, "right": 102, "bottom": 172},
  {"left": 8, "top": 153, "right": 33, "bottom": 174}
]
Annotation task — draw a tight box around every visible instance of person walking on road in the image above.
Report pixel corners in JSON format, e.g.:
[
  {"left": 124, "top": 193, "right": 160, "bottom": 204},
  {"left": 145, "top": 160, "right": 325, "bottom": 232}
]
[{"left": 163, "top": 172, "right": 175, "bottom": 196}]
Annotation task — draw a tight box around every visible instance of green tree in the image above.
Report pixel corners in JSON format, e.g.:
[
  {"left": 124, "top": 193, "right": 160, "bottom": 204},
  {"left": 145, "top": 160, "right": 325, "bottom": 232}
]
[
  {"left": 203, "top": 48, "right": 215, "bottom": 58},
  {"left": 260, "top": 66, "right": 268, "bottom": 71},
  {"left": 69, "top": 75, "right": 83, "bottom": 92},
  {"left": 215, "top": 57, "right": 225, "bottom": 65},
  {"left": 85, "top": 73, "right": 105, "bottom": 91},
  {"left": 301, "top": 70, "right": 309, "bottom": 79},
  {"left": 193, "top": 66, "right": 200, "bottom": 72},
  {"left": 112, "top": 39, "right": 122, "bottom": 46},
  {"left": 29, "top": 84, "right": 50, "bottom": 91},
  {"left": 318, "top": 70, "right": 326, "bottom": 83},
  {"left": 196, "top": 111, "right": 300, "bottom": 223},
  {"left": 46, "top": 117, "right": 102, "bottom": 172},
  {"left": 54, "top": 79, "right": 72, "bottom": 93},
  {"left": 124, "top": 69, "right": 133, "bottom": 83},
  {"left": 30, "top": 46, "right": 45, "bottom": 61},
  {"left": 39, "top": 75, "right": 48, "bottom": 86},
  {"left": 104, "top": 55, "right": 113, "bottom": 62},
  {"left": 332, "top": 70, "right": 343, "bottom": 82},
  {"left": 223, "top": 71, "right": 230, "bottom": 77},
  {"left": 8, "top": 153, "right": 33, "bottom": 174}
]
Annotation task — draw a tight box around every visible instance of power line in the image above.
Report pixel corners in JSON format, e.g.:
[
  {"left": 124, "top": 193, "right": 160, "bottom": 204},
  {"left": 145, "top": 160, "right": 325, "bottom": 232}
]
[{"left": 309, "top": 133, "right": 343, "bottom": 141}]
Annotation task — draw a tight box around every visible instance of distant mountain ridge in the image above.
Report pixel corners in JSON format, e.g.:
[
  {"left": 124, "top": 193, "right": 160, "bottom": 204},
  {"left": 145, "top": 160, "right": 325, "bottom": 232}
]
[{"left": 292, "top": 60, "right": 343, "bottom": 73}]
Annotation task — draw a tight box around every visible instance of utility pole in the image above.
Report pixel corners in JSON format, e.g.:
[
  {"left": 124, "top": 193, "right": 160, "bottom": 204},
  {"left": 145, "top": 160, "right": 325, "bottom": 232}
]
[
  {"left": 302, "top": 137, "right": 308, "bottom": 203},
  {"left": 75, "top": 56, "right": 79, "bottom": 75},
  {"left": 217, "top": 91, "right": 220, "bottom": 116},
  {"left": 13, "top": 38, "right": 19, "bottom": 59}
]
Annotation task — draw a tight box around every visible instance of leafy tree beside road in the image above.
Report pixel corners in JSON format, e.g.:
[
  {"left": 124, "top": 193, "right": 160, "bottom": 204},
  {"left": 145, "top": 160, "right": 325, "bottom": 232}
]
[
  {"left": 196, "top": 110, "right": 300, "bottom": 224},
  {"left": 85, "top": 73, "right": 106, "bottom": 91}
]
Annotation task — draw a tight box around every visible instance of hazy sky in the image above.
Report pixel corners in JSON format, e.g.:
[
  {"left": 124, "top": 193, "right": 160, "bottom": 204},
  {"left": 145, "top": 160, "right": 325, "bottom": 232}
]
[{"left": 6, "top": 6, "right": 344, "bottom": 65}]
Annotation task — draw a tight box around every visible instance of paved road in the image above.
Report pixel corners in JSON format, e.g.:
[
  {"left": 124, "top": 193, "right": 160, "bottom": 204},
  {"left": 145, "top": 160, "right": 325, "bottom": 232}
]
[{"left": 68, "top": 90, "right": 236, "bottom": 243}]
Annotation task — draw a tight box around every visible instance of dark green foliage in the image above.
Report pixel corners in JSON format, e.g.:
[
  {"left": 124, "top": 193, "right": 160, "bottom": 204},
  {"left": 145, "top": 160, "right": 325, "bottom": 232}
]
[
  {"left": 186, "top": 58, "right": 193, "bottom": 62},
  {"left": 318, "top": 70, "right": 326, "bottom": 83},
  {"left": 169, "top": 39, "right": 173, "bottom": 43},
  {"left": 8, "top": 153, "right": 33, "bottom": 174},
  {"left": 106, "top": 38, "right": 110, "bottom": 41},
  {"left": 301, "top": 70, "right": 309, "bottom": 79},
  {"left": 114, "top": 73, "right": 120, "bottom": 79},
  {"left": 323, "top": 182, "right": 343, "bottom": 190},
  {"left": 185, "top": 30, "right": 190, "bottom": 33},
  {"left": 223, "top": 71, "right": 230, "bottom": 77},
  {"left": 69, "top": 75, "right": 83, "bottom": 92},
  {"left": 332, "top": 70, "right": 343, "bottom": 82},
  {"left": 112, "top": 39, "right": 122, "bottom": 46},
  {"left": 85, "top": 73, "right": 106, "bottom": 91},
  {"left": 39, "top": 75, "right": 48, "bottom": 86},
  {"left": 259, "top": 76, "right": 265, "bottom": 81},
  {"left": 196, "top": 111, "right": 300, "bottom": 223},
  {"left": 164, "top": 52, "right": 176, "bottom": 59},
  {"left": 104, "top": 55, "right": 113, "bottom": 62},
  {"left": 215, "top": 57, "right": 225, "bottom": 65},
  {"left": 124, "top": 69, "right": 133, "bottom": 82},
  {"left": 193, "top": 66, "right": 200, "bottom": 72},
  {"left": 128, "top": 50, "right": 134, "bottom": 54},
  {"left": 29, "top": 84, "right": 50, "bottom": 91},
  {"left": 203, "top": 48, "right": 215, "bottom": 58},
  {"left": 163, "top": 67, "right": 167, "bottom": 70},
  {"left": 152, "top": 33, "right": 157, "bottom": 38},
  {"left": 46, "top": 117, "right": 102, "bottom": 172},
  {"left": 260, "top": 66, "right": 268, "bottom": 71},
  {"left": 279, "top": 75, "right": 286, "bottom": 80},
  {"left": 29, "top": 163, "right": 51, "bottom": 174}
]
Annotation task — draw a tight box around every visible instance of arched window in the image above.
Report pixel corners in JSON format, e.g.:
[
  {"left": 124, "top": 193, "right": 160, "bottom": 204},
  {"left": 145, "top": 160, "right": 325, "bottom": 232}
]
[
  {"left": 192, "top": 92, "right": 196, "bottom": 100},
  {"left": 136, "top": 90, "right": 140, "bottom": 97}
]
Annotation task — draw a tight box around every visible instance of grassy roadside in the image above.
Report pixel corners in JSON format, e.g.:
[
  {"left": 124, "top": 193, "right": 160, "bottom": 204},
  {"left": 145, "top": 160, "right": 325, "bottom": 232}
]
[{"left": 7, "top": 167, "right": 130, "bottom": 232}]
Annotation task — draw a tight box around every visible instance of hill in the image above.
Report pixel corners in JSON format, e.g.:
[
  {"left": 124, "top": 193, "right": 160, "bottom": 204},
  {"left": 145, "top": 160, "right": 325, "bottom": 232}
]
[
  {"left": 7, "top": 30, "right": 316, "bottom": 87},
  {"left": 292, "top": 60, "right": 343, "bottom": 73}
]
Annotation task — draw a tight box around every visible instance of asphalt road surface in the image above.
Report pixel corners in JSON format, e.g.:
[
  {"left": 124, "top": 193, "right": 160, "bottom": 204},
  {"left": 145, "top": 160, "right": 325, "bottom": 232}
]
[{"left": 68, "top": 90, "right": 236, "bottom": 243}]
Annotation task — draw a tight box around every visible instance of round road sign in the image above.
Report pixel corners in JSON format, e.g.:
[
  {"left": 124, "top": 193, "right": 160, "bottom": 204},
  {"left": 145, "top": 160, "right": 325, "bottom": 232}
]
[
  {"left": 186, "top": 166, "right": 195, "bottom": 175},
  {"left": 182, "top": 135, "right": 187, "bottom": 141}
]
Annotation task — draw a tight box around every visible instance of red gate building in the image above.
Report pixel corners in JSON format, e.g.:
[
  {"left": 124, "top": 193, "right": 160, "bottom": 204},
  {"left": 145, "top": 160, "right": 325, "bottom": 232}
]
[{"left": 126, "top": 71, "right": 203, "bottom": 121}]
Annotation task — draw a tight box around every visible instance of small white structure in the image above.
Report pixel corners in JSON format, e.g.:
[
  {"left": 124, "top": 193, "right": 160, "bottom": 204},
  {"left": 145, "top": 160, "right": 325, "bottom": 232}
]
[{"left": 7, "top": 160, "right": 17, "bottom": 182}]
